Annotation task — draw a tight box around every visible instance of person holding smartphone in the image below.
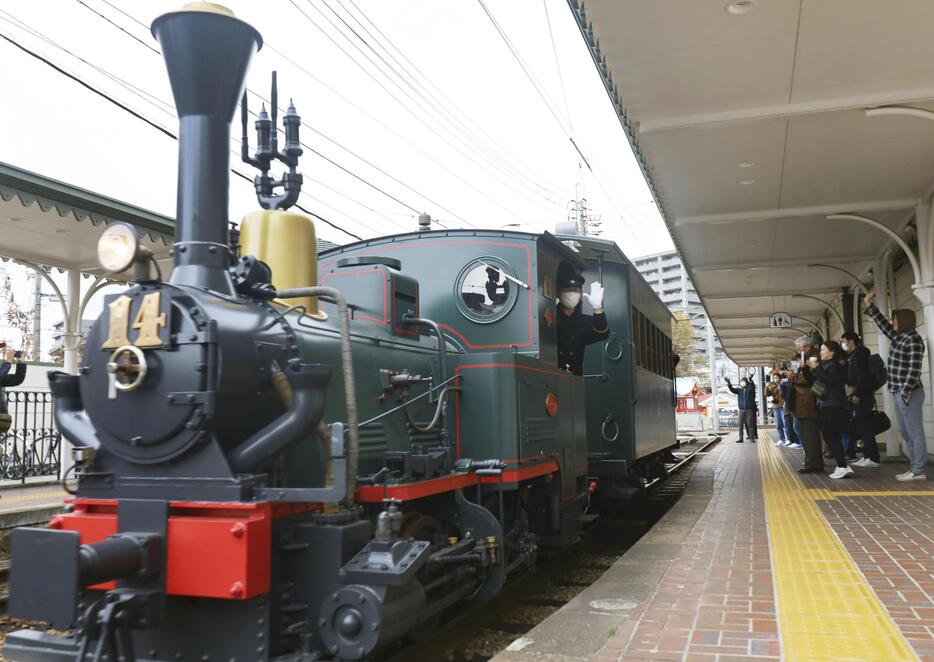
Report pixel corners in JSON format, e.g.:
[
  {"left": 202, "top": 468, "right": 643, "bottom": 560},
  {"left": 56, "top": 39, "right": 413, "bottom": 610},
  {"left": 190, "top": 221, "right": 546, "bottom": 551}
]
[
  {"left": 864, "top": 288, "right": 926, "bottom": 481},
  {"left": 0, "top": 346, "right": 27, "bottom": 435}
]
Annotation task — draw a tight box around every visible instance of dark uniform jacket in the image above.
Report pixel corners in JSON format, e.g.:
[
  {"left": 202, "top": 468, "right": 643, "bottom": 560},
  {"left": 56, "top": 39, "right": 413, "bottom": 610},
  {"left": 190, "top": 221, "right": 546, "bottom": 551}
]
[
  {"left": 727, "top": 381, "right": 756, "bottom": 410},
  {"left": 0, "top": 361, "right": 26, "bottom": 415},
  {"left": 557, "top": 307, "right": 608, "bottom": 375}
]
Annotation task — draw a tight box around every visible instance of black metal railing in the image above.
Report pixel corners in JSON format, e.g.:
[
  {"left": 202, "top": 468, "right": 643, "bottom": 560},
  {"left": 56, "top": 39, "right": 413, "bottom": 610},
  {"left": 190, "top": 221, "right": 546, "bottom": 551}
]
[{"left": 1, "top": 390, "right": 61, "bottom": 483}]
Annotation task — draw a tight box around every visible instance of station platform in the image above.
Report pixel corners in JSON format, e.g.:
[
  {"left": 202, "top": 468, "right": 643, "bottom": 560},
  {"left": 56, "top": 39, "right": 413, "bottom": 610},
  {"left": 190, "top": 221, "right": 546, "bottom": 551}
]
[
  {"left": 0, "top": 483, "right": 65, "bottom": 530},
  {"left": 494, "top": 432, "right": 933, "bottom": 662}
]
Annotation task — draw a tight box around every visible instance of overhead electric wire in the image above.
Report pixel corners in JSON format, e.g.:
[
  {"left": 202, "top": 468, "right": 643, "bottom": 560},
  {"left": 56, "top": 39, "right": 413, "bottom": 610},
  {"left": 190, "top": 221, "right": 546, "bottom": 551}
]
[
  {"left": 476, "top": 0, "right": 584, "bottom": 161},
  {"left": 2, "top": 8, "right": 405, "bottom": 240},
  {"left": 477, "top": 0, "right": 650, "bottom": 251},
  {"left": 0, "top": 28, "right": 367, "bottom": 243},
  {"left": 67, "top": 0, "right": 472, "bottom": 230},
  {"left": 342, "top": 0, "right": 574, "bottom": 200},
  {"left": 324, "top": 0, "right": 567, "bottom": 208},
  {"left": 73, "top": 0, "right": 159, "bottom": 54},
  {"left": 286, "top": 0, "right": 528, "bottom": 222},
  {"left": 0, "top": 10, "right": 386, "bottom": 239},
  {"left": 306, "top": 0, "right": 563, "bottom": 214},
  {"left": 0, "top": 30, "right": 175, "bottom": 140},
  {"left": 47, "top": 3, "right": 434, "bottom": 232},
  {"left": 541, "top": 0, "right": 573, "bottom": 129},
  {"left": 264, "top": 43, "right": 483, "bottom": 227},
  {"left": 313, "top": 0, "right": 556, "bottom": 210},
  {"left": 0, "top": 9, "right": 175, "bottom": 119}
]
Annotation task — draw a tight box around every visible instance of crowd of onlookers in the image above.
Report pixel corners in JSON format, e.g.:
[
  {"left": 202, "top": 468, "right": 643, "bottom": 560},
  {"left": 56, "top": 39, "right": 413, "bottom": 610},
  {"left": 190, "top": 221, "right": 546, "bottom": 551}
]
[{"left": 727, "top": 288, "right": 927, "bottom": 481}]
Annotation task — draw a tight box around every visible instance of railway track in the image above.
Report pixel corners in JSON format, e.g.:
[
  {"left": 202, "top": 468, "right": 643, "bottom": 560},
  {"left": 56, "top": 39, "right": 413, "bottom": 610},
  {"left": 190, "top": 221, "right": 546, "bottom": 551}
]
[{"left": 383, "top": 433, "right": 720, "bottom": 662}]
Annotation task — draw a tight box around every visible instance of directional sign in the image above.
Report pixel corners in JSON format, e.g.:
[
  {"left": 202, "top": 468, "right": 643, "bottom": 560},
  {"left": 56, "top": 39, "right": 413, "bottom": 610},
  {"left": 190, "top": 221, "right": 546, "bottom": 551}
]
[{"left": 769, "top": 312, "right": 792, "bottom": 328}]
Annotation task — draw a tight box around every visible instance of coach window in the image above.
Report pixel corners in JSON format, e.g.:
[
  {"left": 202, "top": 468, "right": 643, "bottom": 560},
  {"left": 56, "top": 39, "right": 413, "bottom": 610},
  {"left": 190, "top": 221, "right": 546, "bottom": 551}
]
[
  {"left": 629, "top": 306, "right": 642, "bottom": 365},
  {"left": 454, "top": 256, "right": 519, "bottom": 323}
]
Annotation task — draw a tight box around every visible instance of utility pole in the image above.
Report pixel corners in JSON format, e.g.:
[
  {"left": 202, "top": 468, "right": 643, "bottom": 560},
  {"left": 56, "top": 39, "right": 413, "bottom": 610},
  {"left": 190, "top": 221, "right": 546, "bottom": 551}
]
[
  {"left": 567, "top": 197, "right": 602, "bottom": 236},
  {"left": 31, "top": 272, "right": 41, "bottom": 361}
]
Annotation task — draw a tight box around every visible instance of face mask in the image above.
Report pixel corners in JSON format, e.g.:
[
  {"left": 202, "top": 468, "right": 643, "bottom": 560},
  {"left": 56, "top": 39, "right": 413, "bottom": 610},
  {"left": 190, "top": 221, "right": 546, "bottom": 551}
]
[
  {"left": 740, "top": 380, "right": 748, "bottom": 388},
  {"left": 559, "top": 291, "right": 581, "bottom": 309}
]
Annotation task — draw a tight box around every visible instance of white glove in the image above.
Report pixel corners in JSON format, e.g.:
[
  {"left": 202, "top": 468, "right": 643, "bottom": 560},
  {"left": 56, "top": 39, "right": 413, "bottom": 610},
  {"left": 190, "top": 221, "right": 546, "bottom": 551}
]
[{"left": 584, "top": 282, "right": 605, "bottom": 310}]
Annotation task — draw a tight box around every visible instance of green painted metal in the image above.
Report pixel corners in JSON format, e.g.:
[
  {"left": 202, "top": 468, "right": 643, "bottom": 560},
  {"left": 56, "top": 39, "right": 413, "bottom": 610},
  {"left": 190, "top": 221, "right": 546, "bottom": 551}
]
[
  {"left": 561, "top": 235, "right": 677, "bottom": 466},
  {"left": 0, "top": 161, "right": 175, "bottom": 244},
  {"left": 316, "top": 229, "right": 675, "bottom": 480}
]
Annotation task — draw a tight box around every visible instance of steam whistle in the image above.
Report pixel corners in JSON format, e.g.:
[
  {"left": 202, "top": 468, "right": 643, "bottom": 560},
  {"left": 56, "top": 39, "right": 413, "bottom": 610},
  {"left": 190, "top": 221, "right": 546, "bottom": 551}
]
[{"left": 241, "top": 71, "right": 303, "bottom": 210}]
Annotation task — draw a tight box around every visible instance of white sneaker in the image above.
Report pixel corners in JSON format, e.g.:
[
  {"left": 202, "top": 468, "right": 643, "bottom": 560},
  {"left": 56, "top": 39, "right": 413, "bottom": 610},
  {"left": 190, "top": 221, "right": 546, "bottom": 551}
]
[
  {"left": 790, "top": 443, "right": 803, "bottom": 449},
  {"left": 782, "top": 441, "right": 793, "bottom": 447},
  {"left": 896, "top": 472, "right": 927, "bottom": 482},
  {"left": 830, "top": 466, "right": 854, "bottom": 479},
  {"left": 858, "top": 459, "right": 880, "bottom": 468},
  {"left": 774, "top": 440, "right": 784, "bottom": 447}
]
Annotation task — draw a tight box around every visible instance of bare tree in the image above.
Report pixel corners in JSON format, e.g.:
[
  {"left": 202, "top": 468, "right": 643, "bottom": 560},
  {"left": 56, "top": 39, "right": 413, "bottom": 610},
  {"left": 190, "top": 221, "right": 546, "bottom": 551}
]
[
  {"left": 672, "top": 310, "right": 701, "bottom": 379},
  {"left": 0, "top": 266, "right": 37, "bottom": 360}
]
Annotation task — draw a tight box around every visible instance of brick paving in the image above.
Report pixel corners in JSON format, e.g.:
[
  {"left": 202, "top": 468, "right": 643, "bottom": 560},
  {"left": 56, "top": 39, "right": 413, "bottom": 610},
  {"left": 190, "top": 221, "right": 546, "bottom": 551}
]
[
  {"left": 587, "top": 433, "right": 934, "bottom": 661},
  {"left": 590, "top": 437, "right": 780, "bottom": 661},
  {"left": 773, "top": 436, "right": 934, "bottom": 662}
]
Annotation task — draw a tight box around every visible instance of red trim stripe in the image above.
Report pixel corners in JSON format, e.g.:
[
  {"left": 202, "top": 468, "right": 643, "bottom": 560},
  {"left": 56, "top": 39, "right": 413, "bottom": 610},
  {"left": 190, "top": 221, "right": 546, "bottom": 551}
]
[
  {"left": 354, "top": 460, "right": 559, "bottom": 503},
  {"left": 320, "top": 240, "right": 535, "bottom": 349}
]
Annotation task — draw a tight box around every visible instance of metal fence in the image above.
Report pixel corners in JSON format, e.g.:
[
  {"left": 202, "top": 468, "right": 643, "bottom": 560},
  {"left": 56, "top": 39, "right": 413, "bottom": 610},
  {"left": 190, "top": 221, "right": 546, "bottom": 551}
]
[{"left": 1, "top": 390, "right": 61, "bottom": 482}]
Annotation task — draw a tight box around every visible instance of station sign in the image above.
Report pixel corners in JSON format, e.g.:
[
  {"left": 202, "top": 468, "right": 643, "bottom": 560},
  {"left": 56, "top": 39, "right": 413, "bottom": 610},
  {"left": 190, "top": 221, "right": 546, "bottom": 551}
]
[{"left": 769, "top": 312, "right": 792, "bottom": 328}]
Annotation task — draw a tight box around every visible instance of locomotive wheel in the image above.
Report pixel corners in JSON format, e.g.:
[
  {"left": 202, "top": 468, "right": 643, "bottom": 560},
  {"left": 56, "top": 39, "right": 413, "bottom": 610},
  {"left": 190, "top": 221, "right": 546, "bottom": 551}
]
[
  {"left": 400, "top": 513, "right": 444, "bottom": 641},
  {"left": 400, "top": 512, "right": 445, "bottom": 550}
]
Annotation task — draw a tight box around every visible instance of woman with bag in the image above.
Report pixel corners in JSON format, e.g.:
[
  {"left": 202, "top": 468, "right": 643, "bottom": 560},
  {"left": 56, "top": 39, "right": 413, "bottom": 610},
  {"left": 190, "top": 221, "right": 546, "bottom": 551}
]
[
  {"left": 791, "top": 365, "right": 823, "bottom": 473},
  {"left": 813, "top": 341, "right": 853, "bottom": 479}
]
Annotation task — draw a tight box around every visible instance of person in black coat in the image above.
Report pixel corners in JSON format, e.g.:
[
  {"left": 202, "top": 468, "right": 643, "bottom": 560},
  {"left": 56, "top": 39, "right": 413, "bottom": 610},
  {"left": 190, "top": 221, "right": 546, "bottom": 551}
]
[
  {"left": 0, "top": 348, "right": 26, "bottom": 435},
  {"left": 841, "top": 331, "right": 880, "bottom": 466},
  {"left": 725, "top": 376, "right": 757, "bottom": 443},
  {"left": 556, "top": 266, "right": 608, "bottom": 375},
  {"left": 813, "top": 341, "right": 852, "bottom": 478}
]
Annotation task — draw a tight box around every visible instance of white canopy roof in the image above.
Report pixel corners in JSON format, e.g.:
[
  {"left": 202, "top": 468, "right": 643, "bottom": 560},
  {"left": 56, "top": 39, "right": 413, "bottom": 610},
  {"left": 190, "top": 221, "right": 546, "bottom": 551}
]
[{"left": 571, "top": 0, "right": 934, "bottom": 364}]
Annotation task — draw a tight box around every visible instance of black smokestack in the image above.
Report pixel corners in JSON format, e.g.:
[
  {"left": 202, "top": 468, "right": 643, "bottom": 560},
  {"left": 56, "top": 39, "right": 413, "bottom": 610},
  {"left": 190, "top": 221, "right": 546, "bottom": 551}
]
[{"left": 152, "top": 4, "right": 262, "bottom": 293}]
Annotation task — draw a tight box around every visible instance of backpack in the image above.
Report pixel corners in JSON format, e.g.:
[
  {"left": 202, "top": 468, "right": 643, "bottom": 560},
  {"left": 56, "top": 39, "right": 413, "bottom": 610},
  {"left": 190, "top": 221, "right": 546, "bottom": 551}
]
[{"left": 868, "top": 353, "right": 888, "bottom": 391}]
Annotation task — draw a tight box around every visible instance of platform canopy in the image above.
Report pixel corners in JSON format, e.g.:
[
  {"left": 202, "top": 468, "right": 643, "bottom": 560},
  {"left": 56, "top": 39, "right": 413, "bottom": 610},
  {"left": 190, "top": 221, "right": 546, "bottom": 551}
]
[
  {"left": 570, "top": 0, "right": 934, "bottom": 364},
  {"left": 0, "top": 161, "right": 174, "bottom": 273}
]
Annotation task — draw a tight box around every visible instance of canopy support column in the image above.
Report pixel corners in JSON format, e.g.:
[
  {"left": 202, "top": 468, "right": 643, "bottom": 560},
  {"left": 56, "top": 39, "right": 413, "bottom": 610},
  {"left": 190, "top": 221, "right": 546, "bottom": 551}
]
[
  {"left": 706, "top": 317, "right": 719, "bottom": 432},
  {"left": 910, "top": 204, "right": 934, "bottom": 464},
  {"left": 58, "top": 269, "right": 82, "bottom": 473}
]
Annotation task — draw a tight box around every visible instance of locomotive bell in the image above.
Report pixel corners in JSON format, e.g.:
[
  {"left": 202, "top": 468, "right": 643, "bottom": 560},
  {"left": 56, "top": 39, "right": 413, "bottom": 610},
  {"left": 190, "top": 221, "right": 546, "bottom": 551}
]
[
  {"left": 151, "top": 3, "right": 262, "bottom": 294},
  {"left": 240, "top": 210, "right": 326, "bottom": 319}
]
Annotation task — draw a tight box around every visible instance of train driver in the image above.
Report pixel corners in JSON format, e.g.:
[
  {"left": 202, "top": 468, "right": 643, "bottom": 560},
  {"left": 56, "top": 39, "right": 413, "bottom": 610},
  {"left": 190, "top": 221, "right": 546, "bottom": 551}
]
[{"left": 556, "top": 266, "right": 608, "bottom": 375}]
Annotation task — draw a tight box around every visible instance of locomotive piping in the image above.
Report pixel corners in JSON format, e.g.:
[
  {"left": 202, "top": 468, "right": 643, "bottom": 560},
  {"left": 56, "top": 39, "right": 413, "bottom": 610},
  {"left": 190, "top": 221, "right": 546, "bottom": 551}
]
[
  {"left": 276, "top": 286, "right": 359, "bottom": 506},
  {"left": 403, "top": 387, "right": 458, "bottom": 433},
  {"left": 400, "top": 316, "right": 452, "bottom": 440},
  {"left": 227, "top": 362, "right": 331, "bottom": 473},
  {"left": 47, "top": 371, "right": 100, "bottom": 451}
]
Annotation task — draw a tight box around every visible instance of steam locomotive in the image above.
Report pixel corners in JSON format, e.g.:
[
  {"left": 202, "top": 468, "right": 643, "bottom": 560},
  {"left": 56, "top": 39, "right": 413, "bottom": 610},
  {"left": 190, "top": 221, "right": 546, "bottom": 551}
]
[{"left": 4, "top": 5, "right": 676, "bottom": 660}]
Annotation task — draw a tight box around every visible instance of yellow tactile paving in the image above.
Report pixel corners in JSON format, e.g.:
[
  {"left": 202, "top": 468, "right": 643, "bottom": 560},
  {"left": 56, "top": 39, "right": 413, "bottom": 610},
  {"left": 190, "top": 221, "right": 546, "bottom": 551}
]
[
  {"left": 0, "top": 489, "right": 65, "bottom": 504},
  {"left": 827, "top": 490, "right": 934, "bottom": 497},
  {"left": 759, "top": 442, "right": 918, "bottom": 661}
]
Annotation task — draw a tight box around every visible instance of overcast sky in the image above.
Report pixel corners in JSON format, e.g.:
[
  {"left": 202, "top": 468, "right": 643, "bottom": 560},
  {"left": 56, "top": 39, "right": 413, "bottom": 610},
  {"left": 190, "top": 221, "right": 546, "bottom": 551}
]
[{"left": 0, "top": 0, "right": 674, "bottom": 357}]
